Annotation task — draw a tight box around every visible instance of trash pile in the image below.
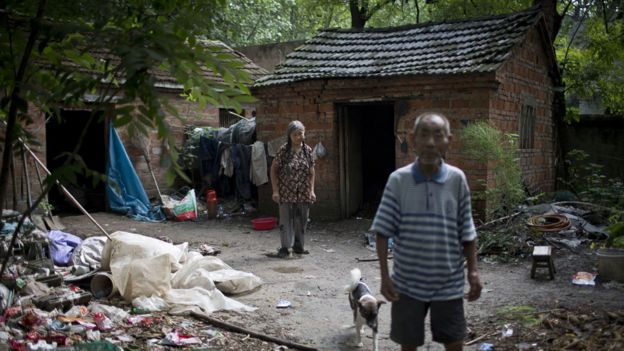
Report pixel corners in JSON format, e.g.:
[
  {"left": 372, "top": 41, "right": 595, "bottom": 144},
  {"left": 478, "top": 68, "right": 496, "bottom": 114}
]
[
  {"left": 0, "top": 210, "right": 267, "bottom": 350},
  {"left": 477, "top": 201, "right": 615, "bottom": 258},
  {"left": 468, "top": 305, "right": 624, "bottom": 350}
]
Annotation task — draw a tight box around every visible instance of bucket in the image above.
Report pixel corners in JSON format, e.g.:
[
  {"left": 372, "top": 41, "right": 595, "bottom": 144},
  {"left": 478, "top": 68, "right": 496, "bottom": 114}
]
[
  {"left": 597, "top": 249, "right": 624, "bottom": 283},
  {"left": 90, "top": 272, "right": 118, "bottom": 299}
]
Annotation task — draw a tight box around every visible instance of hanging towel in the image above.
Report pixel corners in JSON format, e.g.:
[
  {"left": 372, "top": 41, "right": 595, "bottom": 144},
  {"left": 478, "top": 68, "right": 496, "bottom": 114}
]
[{"left": 250, "top": 141, "right": 268, "bottom": 186}]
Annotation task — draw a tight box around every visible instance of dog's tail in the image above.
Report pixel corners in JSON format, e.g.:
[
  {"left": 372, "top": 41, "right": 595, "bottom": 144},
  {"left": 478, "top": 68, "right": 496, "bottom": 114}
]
[{"left": 344, "top": 268, "right": 362, "bottom": 293}]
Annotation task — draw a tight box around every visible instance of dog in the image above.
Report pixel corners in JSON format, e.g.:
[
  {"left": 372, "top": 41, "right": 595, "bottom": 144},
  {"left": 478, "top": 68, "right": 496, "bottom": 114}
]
[{"left": 345, "top": 268, "right": 385, "bottom": 350}]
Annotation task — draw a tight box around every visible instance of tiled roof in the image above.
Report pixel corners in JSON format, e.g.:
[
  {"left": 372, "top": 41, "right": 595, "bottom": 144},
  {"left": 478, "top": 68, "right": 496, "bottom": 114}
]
[
  {"left": 151, "top": 40, "right": 269, "bottom": 88},
  {"left": 88, "top": 40, "right": 268, "bottom": 90},
  {"left": 254, "top": 7, "right": 542, "bottom": 87}
]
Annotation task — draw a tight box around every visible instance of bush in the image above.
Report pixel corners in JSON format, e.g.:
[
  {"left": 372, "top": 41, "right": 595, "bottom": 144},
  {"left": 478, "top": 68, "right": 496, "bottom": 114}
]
[
  {"left": 459, "top": 121, "right": 525, "bottom": 220},
  {"left": 559, "top": 149, "right": 624, "bottom": 210}
]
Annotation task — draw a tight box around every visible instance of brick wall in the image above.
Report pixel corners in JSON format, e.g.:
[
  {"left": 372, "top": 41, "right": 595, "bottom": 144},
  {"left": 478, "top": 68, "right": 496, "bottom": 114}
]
[
  {"left": 117, "top": 90, "right": 257, "bottom": 199},
  {"left": 254, "top": 74, "right": 502, "bottom": 220},
  {"left": 254, "top": 32, "right": 557, "bottom": 220},
  {"left": 1, "top": 92, "right": 256, "bottom": 212},
  {"left": 492, "top": 26, "right": 556, "bottom": 196}
]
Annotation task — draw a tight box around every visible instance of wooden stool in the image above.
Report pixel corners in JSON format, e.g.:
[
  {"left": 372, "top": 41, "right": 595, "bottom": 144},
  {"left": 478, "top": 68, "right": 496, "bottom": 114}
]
[{"left": 531, "top": 246, "right": 555, "bottom": 280}]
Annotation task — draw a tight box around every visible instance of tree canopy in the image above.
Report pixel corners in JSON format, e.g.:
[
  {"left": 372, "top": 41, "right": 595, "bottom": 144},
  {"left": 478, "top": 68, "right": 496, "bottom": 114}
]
[
  {"left": 0, "top": 0, "right": 254, "bottom": 210},
  {"left": 211, "top": 0, "right": 623, "bottom": 122}
]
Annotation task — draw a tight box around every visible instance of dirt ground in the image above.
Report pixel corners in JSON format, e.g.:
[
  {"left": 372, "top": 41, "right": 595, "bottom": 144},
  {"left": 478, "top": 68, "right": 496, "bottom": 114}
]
[{"left": 59, "top": 211, "right": 624, "bottom": 351}]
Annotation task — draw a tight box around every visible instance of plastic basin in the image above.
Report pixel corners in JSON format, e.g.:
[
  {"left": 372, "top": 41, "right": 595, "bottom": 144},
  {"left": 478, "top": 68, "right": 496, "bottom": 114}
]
[{"left": 252, "top": 217, "right": 277, "bottom": 231}]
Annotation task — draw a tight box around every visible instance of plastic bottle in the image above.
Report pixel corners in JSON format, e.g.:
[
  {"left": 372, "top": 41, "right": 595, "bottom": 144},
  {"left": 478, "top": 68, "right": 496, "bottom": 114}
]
[{"left": 206, "top": 190, "right": 218, "bottom": 219}]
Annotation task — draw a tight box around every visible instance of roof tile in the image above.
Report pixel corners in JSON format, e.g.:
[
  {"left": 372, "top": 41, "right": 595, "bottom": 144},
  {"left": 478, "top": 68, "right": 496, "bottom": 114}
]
[{"left": 255, "top": 7, "right": 540, "bottom": 87}]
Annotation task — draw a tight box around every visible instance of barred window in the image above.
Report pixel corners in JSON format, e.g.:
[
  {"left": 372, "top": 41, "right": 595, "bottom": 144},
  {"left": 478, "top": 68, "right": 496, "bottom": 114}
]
[
  {"left": 519, "top": 104, "right": 535, "bottom": 149},
  {"left": 219, "top": 108, "right": 244, "bottom": 128}
]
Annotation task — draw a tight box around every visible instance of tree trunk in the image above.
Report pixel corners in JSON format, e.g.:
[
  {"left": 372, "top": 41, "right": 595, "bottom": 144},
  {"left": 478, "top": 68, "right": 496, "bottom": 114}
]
[
  {"left": 0, "top": 0, "right": 48, "bottom": 210},
  {"left": 349, "top": 0, "right": 368, "bottom": 29}
]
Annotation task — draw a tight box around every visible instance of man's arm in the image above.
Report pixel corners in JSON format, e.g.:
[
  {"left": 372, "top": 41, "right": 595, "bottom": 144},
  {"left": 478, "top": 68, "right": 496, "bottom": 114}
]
[
  {"left": 463, "top": 240, "right": 483, "bottom": 301},
  {"left": 376, "top": 233, "right": 398, "bottom": 301}
]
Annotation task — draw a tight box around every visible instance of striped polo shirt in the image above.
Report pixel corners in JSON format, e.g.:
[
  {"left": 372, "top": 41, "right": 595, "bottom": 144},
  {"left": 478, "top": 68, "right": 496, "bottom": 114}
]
[{"left": 370, "top": 160, "right": 477, "bottom": 301}]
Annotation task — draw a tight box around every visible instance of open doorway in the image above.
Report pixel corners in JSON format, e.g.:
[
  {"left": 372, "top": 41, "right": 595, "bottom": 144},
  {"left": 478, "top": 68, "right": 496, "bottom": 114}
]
[
  {"left": 338, "top": 103, "right": 395, "bottom": 218},
  {"left": 46, "top": 109, "right": 107, "bottom": 214}
]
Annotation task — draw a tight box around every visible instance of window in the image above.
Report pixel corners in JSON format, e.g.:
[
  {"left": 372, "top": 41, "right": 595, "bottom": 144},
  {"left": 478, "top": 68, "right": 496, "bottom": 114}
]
[
  {"left": 519, "top": 104, "right": 535, "bottom": 149},
  {"left": 219, "top": 108, "right": 245, "bottom": 128}
]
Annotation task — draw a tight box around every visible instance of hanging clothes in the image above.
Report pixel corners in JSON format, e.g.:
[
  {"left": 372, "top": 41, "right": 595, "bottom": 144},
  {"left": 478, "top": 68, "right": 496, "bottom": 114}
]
[
  {"left": 231, "top": 144, "right": 252, "bottom": 200},
  {"left": 198, "top": 136, "right": 220, "bottom": 187},
  {"left": 250, "top": 141, "right": 268, "bottom": 186}
]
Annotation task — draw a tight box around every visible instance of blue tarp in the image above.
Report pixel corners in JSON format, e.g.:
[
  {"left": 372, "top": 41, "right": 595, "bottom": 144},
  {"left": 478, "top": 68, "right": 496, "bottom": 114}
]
[{"left": 106, "top": 123, "right": 165, "bottom": 222}]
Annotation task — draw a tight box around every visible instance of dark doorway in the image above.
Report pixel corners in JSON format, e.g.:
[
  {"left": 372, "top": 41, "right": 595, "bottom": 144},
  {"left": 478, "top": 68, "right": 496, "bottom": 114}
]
[
  {"left": 338, "top": 103, "right": 395, "bottom": 218},
  {"left": 46, "top": 109, "right": 107, "bottom": 213}
]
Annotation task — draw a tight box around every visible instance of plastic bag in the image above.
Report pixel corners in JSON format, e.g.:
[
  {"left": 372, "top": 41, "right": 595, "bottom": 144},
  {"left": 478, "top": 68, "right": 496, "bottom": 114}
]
[
  {"left": 313, "top": 141, "right": 327, "bottom": 160},
  {"left": 161, "top": 189, "right": 197, "bottom": 221},
  {"left": 132, "top": 296, "right": 169, "bottom": 312}
]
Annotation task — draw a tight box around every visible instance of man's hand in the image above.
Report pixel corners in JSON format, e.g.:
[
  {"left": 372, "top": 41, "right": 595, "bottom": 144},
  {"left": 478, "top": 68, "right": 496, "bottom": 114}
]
[
  {"left": 464, "top": 271, "right": 483, "bottom": 301},
  {"left": 380, "top": 277, "right": 399, "bottom": 302}
]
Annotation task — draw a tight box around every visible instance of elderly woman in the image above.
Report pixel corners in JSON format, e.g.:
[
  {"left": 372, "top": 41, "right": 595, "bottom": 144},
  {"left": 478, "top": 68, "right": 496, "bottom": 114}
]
[{"left": 270, "top": 120, "right": 316, "bottom": 258}]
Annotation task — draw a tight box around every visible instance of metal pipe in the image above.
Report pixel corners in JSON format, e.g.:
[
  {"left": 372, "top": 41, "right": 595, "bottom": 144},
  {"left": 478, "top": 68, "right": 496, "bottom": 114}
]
[{"left": 20, "top": 141, "right": 110, "bottom": 238}]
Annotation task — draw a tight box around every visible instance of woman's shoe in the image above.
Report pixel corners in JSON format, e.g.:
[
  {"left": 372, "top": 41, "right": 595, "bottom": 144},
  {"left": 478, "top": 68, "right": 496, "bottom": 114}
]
[
  {"left": 293, "top": 248, "right": 309, "bottom": 255},
  {"left": 277, "top": 247, "right": 290, "bottom": 258}
]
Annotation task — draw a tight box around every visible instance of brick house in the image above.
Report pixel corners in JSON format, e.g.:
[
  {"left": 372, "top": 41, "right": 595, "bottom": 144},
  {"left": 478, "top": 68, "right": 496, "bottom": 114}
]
[
  {"left": 252, "top": 4, "right": 561, "bottom": 221},
  {"left": 3, "top": 42, "right": 267, "bottom": 213}
]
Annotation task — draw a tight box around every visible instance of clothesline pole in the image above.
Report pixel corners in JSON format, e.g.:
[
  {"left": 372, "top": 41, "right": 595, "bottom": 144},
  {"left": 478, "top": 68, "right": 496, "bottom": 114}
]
[
  {"left": 20, "top": 139, "right": 111, "bottom": 239},
  {"left": 227, "top": 111, "right": 253, "bottom": 122}
]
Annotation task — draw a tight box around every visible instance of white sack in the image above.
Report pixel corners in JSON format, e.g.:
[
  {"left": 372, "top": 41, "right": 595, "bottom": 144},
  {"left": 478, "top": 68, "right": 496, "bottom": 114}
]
[
  {"left": 71, "top": 236, "right": 108, "bottom": 271},
  {"left": 172, "top": 255, "right": 262, "bottom": 295},
  {"left": 101, "top": 231, "right": 188, "bottom": 271},
  {"left": 116, "top": 254, "right": 173, "bottom": 300},
  {"left": 105, "top": 231, "right": 188, "bottom": 300},
  {"left": 164, "top": 287, "right": 255, "bottom": 315}
]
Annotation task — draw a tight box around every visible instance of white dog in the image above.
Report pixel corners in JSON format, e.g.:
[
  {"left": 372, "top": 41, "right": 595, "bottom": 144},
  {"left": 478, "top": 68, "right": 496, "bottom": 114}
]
[{"left": 345, "top": 268, "right": 385, "bottom": 350}]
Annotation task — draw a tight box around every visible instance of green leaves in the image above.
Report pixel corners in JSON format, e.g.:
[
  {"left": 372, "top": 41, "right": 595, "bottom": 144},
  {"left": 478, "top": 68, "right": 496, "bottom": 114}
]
[
  {"left": 1, "top": 0, "right": 256, "bottom": 206},
  {"left": 459, "top": 121, "right": 524, "bottom": 220},
  {"left": 557, "top": 2, "right": 624, "bottom": 120}
]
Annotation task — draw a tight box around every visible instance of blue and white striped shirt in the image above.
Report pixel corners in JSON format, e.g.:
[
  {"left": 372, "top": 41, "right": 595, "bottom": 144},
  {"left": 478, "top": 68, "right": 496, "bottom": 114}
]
[{"left": 371, "top": 160, "right": 476, "bottom": 301}]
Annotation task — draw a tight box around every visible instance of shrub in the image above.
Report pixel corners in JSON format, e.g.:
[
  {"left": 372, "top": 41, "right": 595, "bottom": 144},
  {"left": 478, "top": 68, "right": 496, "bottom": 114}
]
[
  {"left": 459, "top": 121, "right": 525, "bottom": 220},
  {"left": 559, "top": 149, "right": 624, "bottom": 210}
]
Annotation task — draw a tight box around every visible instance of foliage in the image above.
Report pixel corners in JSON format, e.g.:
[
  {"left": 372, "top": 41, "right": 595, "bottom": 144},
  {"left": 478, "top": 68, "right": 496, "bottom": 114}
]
[
  {"left": 37, "top": 200, "right": 54, "bottom": 217},
  {"left": 477, "top": 228, "right": 525, "bottom": 262},
  {"left": 556, "top": 0, "right": 624, "bottom": 121},
  {"left": 180, "top": 125, "right": 223, "bottom": 171},
  {"left": 496, "top": 305, "right": 541, "bottom": 328},
  {"left": 559, "top": 149, "right": 624, "bottom": 210},
  {"left": 425, "top": 0, "right": 531, "bottom": 22},
  {"left": 606, "top": 221, "right": 624, "bottom": 249},
  {"left": 0, "top": 0, "right": 253, "bottom": 209},
  {"left": 459, "top": 121, "right": 525, "bottom": 220},
  {"left": 211, "top": 0, "right": 350, "bottom": 46}
]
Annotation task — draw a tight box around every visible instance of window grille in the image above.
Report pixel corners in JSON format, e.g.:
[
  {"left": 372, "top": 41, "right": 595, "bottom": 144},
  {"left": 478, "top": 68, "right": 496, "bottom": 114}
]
[{"left": 519, "top": 104, "right": 535, "bottom": 149}]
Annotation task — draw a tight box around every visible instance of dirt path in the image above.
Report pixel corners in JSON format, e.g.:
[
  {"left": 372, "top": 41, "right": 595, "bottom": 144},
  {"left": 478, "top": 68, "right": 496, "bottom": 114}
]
[{"left": 60, "top": 212, "right": 624, "bottom": 351}]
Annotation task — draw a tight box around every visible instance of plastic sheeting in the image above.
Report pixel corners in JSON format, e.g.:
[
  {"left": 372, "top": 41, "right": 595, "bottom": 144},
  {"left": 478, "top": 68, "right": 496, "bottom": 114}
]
[
  {"left": 71, "top": 236, "right": 108, "bottom": 272},
  {"left": 48, "top": 230, "right": 82, "bottom": 266},
  {"left": 106, "top": 123, "right": 165, "bottom": 222},
  {"left": 103, "top": 231, "right": 258, "bottom": 314}
]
